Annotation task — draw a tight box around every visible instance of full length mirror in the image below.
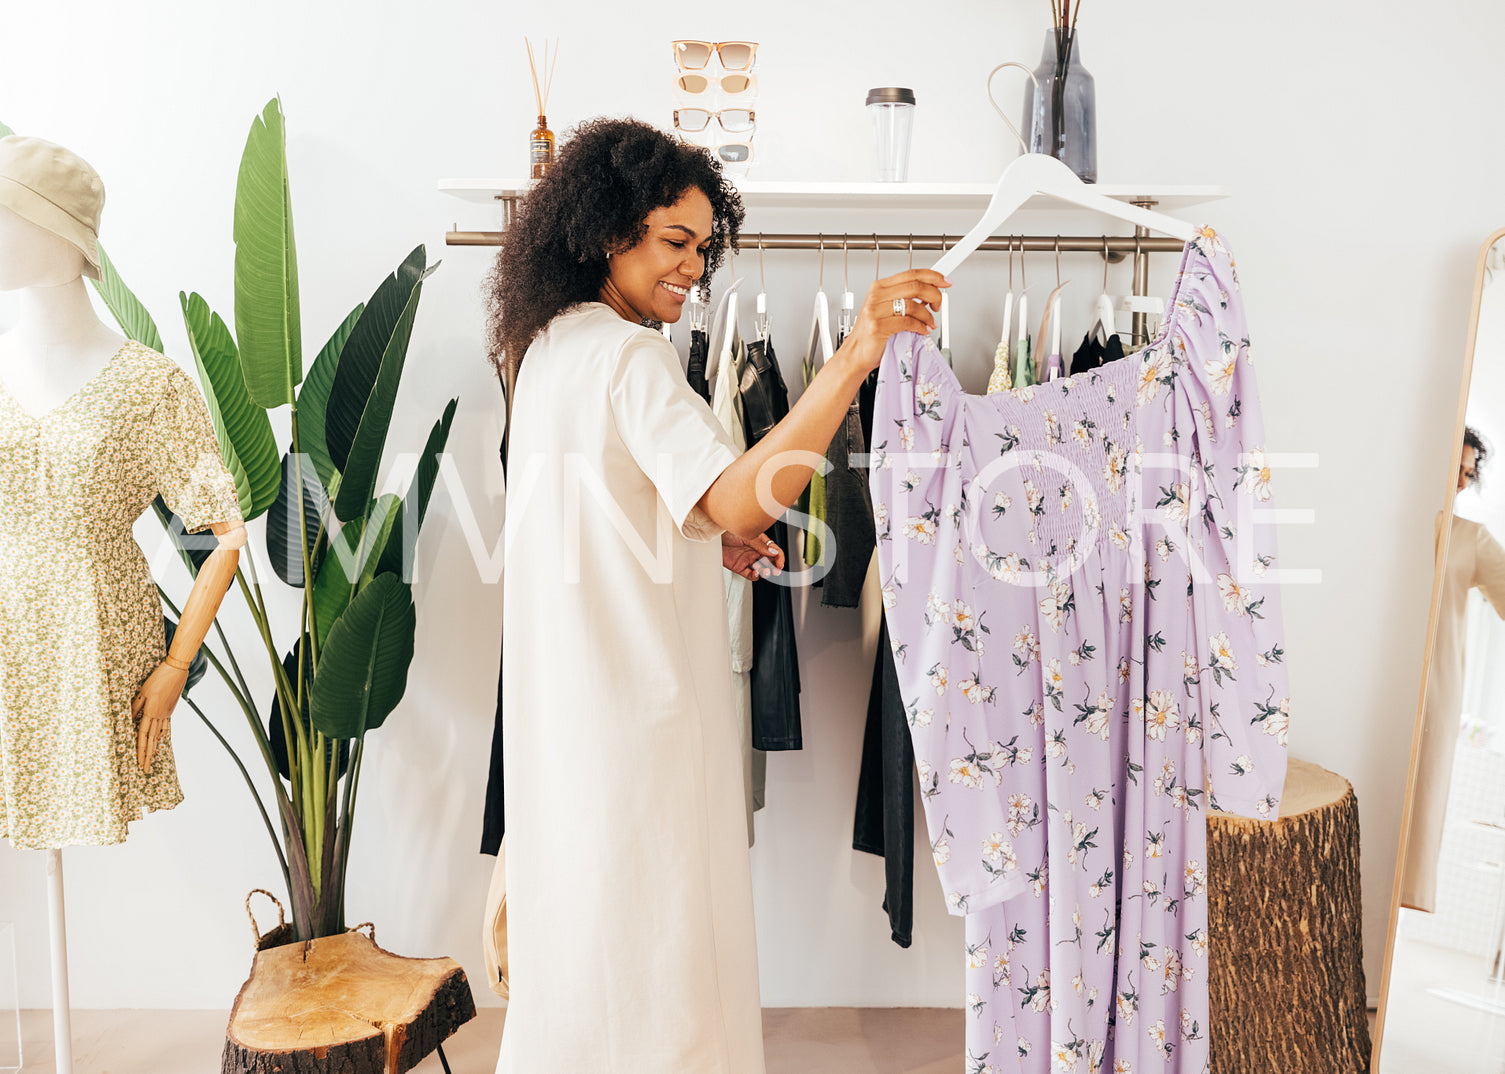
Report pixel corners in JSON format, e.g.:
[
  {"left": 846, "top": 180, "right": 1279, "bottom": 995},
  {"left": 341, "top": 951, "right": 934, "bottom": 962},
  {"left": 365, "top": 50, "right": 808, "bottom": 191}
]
[{"left": 1376, "top": 229, "right": 1505, "bottom": 1071}]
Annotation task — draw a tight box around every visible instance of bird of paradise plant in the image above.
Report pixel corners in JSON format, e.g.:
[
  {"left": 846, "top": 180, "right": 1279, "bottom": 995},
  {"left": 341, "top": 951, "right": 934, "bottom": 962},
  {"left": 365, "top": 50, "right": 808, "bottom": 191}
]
[{"left": 0, "top": 101, "right": 455, "bottom": 941}]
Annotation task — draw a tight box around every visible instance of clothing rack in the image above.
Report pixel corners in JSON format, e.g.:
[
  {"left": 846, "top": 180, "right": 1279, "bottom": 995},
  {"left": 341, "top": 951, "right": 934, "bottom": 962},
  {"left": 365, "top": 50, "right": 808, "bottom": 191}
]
[{"left": 445, "top": 228, "right": 1187, "bottom": 345}]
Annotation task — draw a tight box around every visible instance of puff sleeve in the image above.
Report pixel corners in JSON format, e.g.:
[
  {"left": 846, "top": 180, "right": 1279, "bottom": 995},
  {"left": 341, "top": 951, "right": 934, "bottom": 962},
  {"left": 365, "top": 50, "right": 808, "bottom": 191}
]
[
  {"left": 607, "top": 329, "right": 739, "bottom": 543},
  {"left": 148, "top": 365, "right": 243, "bottom": 534}
]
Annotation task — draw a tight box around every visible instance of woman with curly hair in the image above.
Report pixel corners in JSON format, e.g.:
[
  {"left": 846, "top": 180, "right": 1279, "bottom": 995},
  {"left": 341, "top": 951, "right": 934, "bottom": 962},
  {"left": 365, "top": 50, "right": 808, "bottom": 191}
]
[{"left": 487, "top": 118, "right": 947, "bottom": 1073}]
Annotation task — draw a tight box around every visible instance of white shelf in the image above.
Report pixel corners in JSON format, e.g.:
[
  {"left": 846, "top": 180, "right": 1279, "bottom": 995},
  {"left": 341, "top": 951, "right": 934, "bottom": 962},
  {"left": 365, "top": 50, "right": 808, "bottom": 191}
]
[{"left": 438, "top": 178, "right": 1230, "bottom": 213}]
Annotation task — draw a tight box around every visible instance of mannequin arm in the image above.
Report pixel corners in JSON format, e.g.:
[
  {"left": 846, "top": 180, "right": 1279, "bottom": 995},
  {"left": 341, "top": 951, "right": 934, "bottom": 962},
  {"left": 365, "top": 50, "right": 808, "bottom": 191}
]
[{"left": 134, "top": 519, "right": 247, "bottom": 771}]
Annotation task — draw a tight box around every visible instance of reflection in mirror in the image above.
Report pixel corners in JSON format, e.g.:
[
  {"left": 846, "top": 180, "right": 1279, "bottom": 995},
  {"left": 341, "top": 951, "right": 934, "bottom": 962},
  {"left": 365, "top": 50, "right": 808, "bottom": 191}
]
[{"left": 1378, "top": 232, "right": 1505, "bottom": 1071}]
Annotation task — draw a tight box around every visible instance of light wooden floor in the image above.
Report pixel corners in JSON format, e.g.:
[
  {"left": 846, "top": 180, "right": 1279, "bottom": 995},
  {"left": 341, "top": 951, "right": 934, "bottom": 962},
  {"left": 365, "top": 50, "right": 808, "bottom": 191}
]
[{"left": 11, "top": 1006, "right": 963, "bottom": 1073}]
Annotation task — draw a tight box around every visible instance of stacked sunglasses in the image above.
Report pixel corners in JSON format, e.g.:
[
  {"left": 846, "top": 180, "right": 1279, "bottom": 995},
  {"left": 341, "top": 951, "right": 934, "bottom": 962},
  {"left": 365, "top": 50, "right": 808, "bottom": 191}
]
[{"left": 671, "top": 40, "right": 757, "bottom": 172}]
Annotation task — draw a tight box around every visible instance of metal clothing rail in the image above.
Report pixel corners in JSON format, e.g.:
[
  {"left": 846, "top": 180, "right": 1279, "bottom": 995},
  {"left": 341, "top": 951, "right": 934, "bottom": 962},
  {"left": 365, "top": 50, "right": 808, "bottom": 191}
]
[
  {"left": 443, "top": 230, "right": 1186, "bottom": 254},
  {"left": 444, "top": 227, "right": 1187, "bottom": 345}
]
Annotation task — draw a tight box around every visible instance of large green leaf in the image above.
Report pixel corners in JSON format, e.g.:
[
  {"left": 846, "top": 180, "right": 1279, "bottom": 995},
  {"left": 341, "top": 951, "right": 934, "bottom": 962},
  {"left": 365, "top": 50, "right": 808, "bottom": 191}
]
[
  {"left": 297, "top": 305, "right": 362, "bottom": 491},
  {"left": 0, "top": 119, "right": 12, "bottom": 137},
  {"left": 265, "top": 638, "right": 349, "bottom": 780},
  {"left": 234, "top": 97, "right": 302, "bottom": 408},
  {"left": 325, "top": 245, "right": 428, "bottom": 472},
  {"left": 311, "top": 494, "right": 401, "bottom": 645},
  {"left": 332, "top": 262, "right": 436, "bottom": 521},
  {"left": 309, "top": 574, "right": 415, "bottom": 739},
  {"left": 91, "top": 245, "right": 165, "bottom": 352},
  {"left": 375, "top": 398, "right": 457, "bottom": 579},
  {"left": 181, "top": 292, "right": 281, "bottom": 519},
  {"left": 266, "top": 450, "right": 331, "bottom": 587}
]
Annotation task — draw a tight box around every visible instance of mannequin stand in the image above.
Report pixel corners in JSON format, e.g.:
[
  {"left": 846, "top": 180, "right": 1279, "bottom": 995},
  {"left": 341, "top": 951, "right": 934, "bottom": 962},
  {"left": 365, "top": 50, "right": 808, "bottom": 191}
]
[{"left": 45, "top": 849, "right": 73, "bottom": 1074}]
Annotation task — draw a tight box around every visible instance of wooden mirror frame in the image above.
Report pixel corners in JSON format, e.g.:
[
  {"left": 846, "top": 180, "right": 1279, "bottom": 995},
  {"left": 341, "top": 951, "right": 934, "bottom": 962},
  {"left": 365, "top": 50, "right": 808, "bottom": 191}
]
[{"left": 1370, "top": 225, "right": 1505, "bottom": 1066}]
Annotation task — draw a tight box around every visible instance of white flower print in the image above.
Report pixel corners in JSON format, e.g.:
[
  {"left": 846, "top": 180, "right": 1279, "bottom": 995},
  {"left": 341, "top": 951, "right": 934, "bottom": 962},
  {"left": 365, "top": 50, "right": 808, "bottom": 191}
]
[
  {"left": 1024, "top": 479, "right": 1045, "bottom": 516},
  {"left": 1188, "top": 928, "right": 1208, "bottom": 958},
  {"left": 967, "top": 938, "right": 990, "bottom": 970},
  {"left": 1085, "top": 789, "right": 1106, "bottom": 811},
  {"left": 1217, "top": 573, "right": 1252, "bottom": 616},
  {"left": 1116, "top": 991, "right": 1137, "bottom": 1028},
  {"left": 1103, "top": 443, "right": 1128, "bottom": 493},
  {"left": 899, "top": 423, "right": 915, "bottom": 450},
  {"left": 1185, "top": 859, "right": 1207, "bottom": 897},
  {"left": 1114, "top": 1061, "right": 1133, "bottom": 1074},
  {"left": 1052, "top": 1043, "right": 1079, "bottom": 1072},
  {"left": 881, "top": 584, "right": 896, "bottom": 610},
  {"left": 928, "top": 663, "right": 949, "bottom": 695},
  {"left": 1039, "top": 581, "right": 1072, "bottom": 634},
  {"left": 949, "top": 757, "right": 984, "bottom": 790},
  {"left": 1208, "top": 631, "right": 1237, "bottom": 684},
  {"left": 1147, "top": 1019, "right": 1169, "bottom": 1055},
  {"left": 932, "top": 834, "right": 951, "bottom": 866},
  {"left": 992, "top": 491, "right": 1012, "bottom": 518},
  {"left": 960, "top": 676, "right": 996, "bottom": 705},
  {"left": 1146, "top": 690, "right": 1180, "bottom": 740},
  {"left": 1025, "top": 700, "right": 1045, "bottom": 726},
  {"left": 1109, "top": 523, "right": 1130, "bottom": 550},
  {"left": 1204, "top": 349, "right": 1236, "bottom": 396},
  {"left": 874, "top": 501, "right": 889, "bottom": 529},
  {"left": 1155, "top": 537, "right": 1173, "bottom": 561},
  {"left": 1237, "top": 447, "right": 1274, "bottom": 501},
  {"left": 1159, "top": 481, "right": 1190, "bottom": 523},
  {"left": 904, "top": 514, "right": 938, "bottom": 545},
  {"left": 1192, "top": 223, "right": 1228, "bottom": 257},
  {"left": 1263, "top": 700, "right": 1290, "bottom": 747},
  {"left": 1043, "top": 658, "right": 1066, "bottom": 709},
  {"left": 1137, "top": 347, "right": 1171, "bottom": 405}
]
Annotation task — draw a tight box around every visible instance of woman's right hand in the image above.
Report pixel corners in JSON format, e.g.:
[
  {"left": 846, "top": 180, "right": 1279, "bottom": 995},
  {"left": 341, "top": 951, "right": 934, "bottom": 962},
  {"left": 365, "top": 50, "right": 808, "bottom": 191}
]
[{"left": 839, "top": 269, "right": 952, "bottom": 376}]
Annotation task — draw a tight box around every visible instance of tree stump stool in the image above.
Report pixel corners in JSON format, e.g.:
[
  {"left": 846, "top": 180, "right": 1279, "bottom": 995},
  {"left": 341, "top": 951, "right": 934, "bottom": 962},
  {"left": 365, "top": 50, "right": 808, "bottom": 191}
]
[
  {"left": 1208, "top": 758, "right": 1371, "bottom": 1073},
  {"left": 222, "top": 922, "right": 476, "bottom": 1074}
]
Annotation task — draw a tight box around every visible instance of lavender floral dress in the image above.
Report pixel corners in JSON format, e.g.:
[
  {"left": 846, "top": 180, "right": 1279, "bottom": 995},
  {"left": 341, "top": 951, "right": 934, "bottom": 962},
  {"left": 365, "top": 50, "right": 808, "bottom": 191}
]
[{"left": 869, "top": 230, "right": 1288, "bottom": 1073}]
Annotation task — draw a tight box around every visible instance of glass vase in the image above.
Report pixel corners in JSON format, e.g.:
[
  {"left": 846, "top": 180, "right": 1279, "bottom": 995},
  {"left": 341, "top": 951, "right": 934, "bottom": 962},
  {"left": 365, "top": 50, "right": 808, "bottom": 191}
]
[{"left": 1023, "top": 28, "right": 1097, "bottom": 183}]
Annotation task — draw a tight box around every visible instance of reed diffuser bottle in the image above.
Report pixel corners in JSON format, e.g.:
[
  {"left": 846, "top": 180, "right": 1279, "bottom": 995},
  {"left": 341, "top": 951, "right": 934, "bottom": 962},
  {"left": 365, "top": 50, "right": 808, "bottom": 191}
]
[
  {"left": 530, "top": 115, "right": 554, "bottom": 179},
  {"left": 526, "top": 38, "right": 558, "bottom": 179}
]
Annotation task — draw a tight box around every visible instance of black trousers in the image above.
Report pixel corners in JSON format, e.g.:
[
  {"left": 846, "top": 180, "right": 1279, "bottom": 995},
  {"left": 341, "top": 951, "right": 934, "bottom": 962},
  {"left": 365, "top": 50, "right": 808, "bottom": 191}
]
[{"left": 852, "top": 615, "right": 914, "bottom": 947}]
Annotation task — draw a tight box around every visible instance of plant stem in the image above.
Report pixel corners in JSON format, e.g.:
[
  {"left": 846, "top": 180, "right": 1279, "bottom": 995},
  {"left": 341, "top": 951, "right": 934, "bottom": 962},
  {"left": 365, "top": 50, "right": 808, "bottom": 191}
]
[{"left": 235, "top": 563, "right": 304, "bottom": 818}]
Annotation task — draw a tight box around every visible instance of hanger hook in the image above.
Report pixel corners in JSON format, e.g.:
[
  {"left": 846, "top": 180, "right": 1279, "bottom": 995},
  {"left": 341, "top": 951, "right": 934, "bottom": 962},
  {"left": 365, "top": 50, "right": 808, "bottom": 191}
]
[
  {"left": 908, "top": 233, "right": 914, "bottom": 271},
  {"left": 758, "top": 234, "right": 766, "bottom": 293},
  {"left": 874, "top": 232, "right": 881, "bottom": 279},
  {"left": 1102, "top": 236, "right": 1109, "bottom": 291},
  {"left": 1021, "top": 238, "right": 1027, "bottom": 291},
  {"left": 843, "top": 233, "right": 850, "bottom": 291},
  {"left": 986, "top": 62, "right": 1038, "bottom": 157},
  {"left": 1007, "top": 235, "right": 1015, "bottom": 291},
  {"left": 818, "top": 233, "right": 825, "bottom": 290},
  {"left": 1054, "top": 236, "right": 1061, "bottom": 288}
]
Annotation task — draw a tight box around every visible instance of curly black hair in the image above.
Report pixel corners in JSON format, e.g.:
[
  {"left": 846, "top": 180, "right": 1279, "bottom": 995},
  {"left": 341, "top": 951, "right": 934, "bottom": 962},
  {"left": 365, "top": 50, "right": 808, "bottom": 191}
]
[
  {"left": 1464, "top": 425, "right": 1490, "bottom": 486},
  {"left": 484, "top": 117, "right": 744, "bottom": 378}
]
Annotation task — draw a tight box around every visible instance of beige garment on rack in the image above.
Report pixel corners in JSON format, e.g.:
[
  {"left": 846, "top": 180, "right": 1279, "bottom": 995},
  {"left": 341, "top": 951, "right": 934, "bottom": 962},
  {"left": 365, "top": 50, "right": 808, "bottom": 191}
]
[
  {"left": 711, "top": 308, "right": 765, "bottom": 838},
  {"left": 1401, "top": 513, "right": 1505, "bottom": 912}
]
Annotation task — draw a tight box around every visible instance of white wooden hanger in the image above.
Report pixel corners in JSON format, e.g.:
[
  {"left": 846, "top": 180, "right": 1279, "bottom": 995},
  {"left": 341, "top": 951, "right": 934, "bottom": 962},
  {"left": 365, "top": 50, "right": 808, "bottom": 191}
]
[
  {"left": 808, "top": 236, "right": 833, "bottom": 367},
  {"left": 933, "top": 154, "right": 1198, "bottom": 278}
]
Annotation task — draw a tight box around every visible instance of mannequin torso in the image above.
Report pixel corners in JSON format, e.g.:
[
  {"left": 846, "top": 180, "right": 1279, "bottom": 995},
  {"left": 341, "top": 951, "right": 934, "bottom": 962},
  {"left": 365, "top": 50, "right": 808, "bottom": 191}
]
[{"left": 0, "top": 206, "right": 126, "bottom": 415}]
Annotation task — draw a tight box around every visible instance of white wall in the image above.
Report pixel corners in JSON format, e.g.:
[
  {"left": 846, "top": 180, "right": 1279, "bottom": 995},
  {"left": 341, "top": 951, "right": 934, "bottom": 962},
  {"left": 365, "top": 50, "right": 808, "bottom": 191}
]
[{"left": 0, "top": 0, "right": 1495, "bottom": 1014}]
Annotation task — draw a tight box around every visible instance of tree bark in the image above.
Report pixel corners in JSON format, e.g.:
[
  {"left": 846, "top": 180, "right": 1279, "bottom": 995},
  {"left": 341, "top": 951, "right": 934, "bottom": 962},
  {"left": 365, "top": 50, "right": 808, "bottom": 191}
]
[{"left": 1208, "top": 758, "right": 1372, "bottom": 1073}]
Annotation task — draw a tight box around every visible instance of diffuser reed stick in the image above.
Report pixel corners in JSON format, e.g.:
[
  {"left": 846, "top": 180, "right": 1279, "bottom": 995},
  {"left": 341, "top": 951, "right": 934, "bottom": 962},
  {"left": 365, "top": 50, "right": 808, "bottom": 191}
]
[{"left": 525, "top": 37, "right": 559, "bottom": 179}]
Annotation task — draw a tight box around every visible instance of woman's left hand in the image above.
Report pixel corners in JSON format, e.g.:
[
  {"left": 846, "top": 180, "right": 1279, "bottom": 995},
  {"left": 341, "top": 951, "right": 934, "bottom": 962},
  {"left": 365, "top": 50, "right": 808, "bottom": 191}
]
[
  {"left": 722, "top": 531, "right": 784, "bottom": 581},
  {"left": 132, "top": 662, "right": 188, "bottom": 772}
]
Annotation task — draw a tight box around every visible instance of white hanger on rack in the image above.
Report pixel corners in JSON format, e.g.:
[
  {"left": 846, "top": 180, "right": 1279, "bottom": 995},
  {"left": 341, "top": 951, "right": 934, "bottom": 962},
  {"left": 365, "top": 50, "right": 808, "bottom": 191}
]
[
  {"left": 1091, "top": 237, "right": 1117, "bottom": 345},
  {"left": 839, "top": 234, "right": 856, "bottom": 342},
  {"left": 933, "top": 154, "right": 1198, "bottom": 278},
  {"left": 808, "top": 234, "right": 833, "bottom": 368},
  {"left": 937, "top": 233, "right": 952, "bottom": 354},
  {"left": 755, "top": 237, "right": 770, "bottom": 341}
]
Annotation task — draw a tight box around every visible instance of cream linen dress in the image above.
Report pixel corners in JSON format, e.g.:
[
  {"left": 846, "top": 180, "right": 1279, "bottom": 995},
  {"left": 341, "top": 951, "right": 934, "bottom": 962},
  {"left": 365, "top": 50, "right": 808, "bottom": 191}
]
[
  {"left": 1401, "top": 512, "right": 1505, "bottom": 911},
  {"left": 0, "top": 341, "right": 241, "bottom": 848},
  {"left": 497, "top": 303, "right": 765, "bottom": 1073}
]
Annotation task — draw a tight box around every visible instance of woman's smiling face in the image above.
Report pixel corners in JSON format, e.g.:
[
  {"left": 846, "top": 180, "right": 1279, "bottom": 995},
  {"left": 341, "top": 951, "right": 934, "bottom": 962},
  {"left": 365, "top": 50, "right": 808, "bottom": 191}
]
[{"left": 600, "top": 187, "right": 713, "bottom": 324}]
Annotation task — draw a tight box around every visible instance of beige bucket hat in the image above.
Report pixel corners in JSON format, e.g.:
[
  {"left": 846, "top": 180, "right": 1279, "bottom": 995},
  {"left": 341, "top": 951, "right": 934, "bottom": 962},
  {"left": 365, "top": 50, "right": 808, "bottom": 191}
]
[{"left": 0, "top": 135, "right": 104, "bottom": 280}]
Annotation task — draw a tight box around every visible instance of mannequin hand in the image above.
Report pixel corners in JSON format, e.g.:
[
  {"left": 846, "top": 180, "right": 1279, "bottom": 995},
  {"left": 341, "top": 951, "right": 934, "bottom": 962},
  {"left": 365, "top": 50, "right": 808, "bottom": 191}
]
[
  {"left": 722, "top": 531, "right": 784, "bottom": 581},
  {"left": 132, "top": 662, "right": 188, "bottom": 772},
  {"left": 840, "top": 269, "right": 951, "bottom": 376}
]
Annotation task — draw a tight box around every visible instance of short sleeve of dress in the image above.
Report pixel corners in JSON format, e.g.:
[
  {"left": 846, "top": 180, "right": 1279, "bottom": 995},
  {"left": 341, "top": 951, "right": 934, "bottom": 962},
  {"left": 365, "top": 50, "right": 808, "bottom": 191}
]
[
  {"left": 1168, "top": 238, "right": 1290, "bottom": 821},
  {"left": 148, "top": 365, "right": 244, "bottom": 533},
  {"left": 607, "top": 329, "right": 739, "bottom": 543},
  {"left": 1470, "top": 522, "right": 1505, "bottom": 616},
  {"left": 871, "top": 333, "right": 1029, "bottom": 913}
]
